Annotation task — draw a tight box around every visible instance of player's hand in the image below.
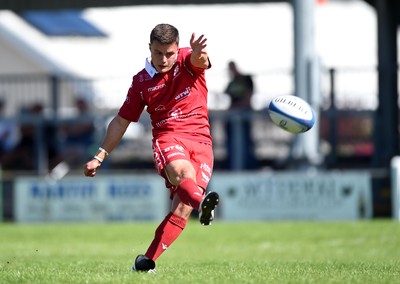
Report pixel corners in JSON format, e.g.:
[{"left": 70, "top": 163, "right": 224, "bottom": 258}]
[
  {"left": 84, "top": 159, "right": 101, "bottom": 177},
  {"left": 190, "top": 33, "right": 207, "bottom": 57}
]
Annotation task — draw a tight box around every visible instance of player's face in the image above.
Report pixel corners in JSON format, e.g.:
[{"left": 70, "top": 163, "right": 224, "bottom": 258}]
[{"left": 149, "top": 41, "right": 179, "bottom": 74}]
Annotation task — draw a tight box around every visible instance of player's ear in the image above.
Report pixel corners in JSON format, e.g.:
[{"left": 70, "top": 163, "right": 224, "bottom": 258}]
[{"left": 148, "top": 43, "right": 151, "bottom": 51}]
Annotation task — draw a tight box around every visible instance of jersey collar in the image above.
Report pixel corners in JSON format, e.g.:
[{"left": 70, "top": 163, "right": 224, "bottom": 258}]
[{"left": 145, "top": 57, "right": 158, "bottom": 78}]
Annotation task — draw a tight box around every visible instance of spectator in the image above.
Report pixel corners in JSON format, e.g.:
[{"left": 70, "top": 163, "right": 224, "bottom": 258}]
[
  {"left": 59, "top": 97, "right": 95, "bottom": 168},
  {"left": 2, "top": 102, "right": 58, "bottom": 172},
  {"left": 224, "top": 61, "right": 256, "bottom": 169},
  {"left": 225, "top": 61, "right": 254, "bottom": 110},
  {"left": 0, "top": 99, "right": 18, "bottom": 161}
]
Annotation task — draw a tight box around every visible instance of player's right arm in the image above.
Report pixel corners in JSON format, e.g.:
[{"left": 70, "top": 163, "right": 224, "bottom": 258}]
[
  {"left": 190, "top": 33, "right": 209, "bottom": 69},
  {"left": 84, "top": 114, "right": 130, "bottom": 177}
]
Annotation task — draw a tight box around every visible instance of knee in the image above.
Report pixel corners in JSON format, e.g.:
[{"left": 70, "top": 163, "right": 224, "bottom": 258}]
[{"left": 166, "top": 161, "right": 196, "bottom": 185}]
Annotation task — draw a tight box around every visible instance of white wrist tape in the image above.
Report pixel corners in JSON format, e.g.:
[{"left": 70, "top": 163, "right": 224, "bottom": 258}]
[
  {"left": 93, "top": 155, "right": 103, "bottom": 163},
  {"left": 98, "top": 147, "right": 109, "bottom": 156}
]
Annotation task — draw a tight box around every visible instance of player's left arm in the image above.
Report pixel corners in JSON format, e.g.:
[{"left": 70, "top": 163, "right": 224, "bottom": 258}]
[{"left": 190, "top": 33, "right": 210, "bottom": 69}]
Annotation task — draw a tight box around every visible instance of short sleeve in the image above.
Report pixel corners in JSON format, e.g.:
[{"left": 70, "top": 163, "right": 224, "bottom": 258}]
[{"left": 118, "top": 80, "right": 146, "bottom": 122}]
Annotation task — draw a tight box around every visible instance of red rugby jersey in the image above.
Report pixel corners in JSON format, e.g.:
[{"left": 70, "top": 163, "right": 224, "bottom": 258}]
[{"left": 118, "top": 47, "right": 212, "bottom": 143}]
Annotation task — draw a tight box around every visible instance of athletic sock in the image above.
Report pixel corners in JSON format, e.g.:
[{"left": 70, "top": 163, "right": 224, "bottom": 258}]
[
  {"left": 176, "top": 178, "right": 203, "bottom": 210},
  {"left": 145, "top": 212, "right": 187, "bottom": 261}
]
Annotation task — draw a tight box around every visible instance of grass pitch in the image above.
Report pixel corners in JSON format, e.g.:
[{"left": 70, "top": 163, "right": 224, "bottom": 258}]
[{"left": 0, "top": 220, "right": 399, "bottom": 283}]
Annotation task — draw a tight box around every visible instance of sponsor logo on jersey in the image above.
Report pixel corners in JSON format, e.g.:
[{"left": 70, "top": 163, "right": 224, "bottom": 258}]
[
  {"left": 175, "top": 145, "right": 184, "bottom": 152},
  {"left": 175, "top": 87, "right": 191, "bottom": 102},
  {"left": 164, "top": 145, "right": 184, "bottom": 153},
  {"left": 155, "top": 112, "right": 199, "bottom": 128},
  {"left": 168, "top": 108, "right": 182, "bottom": 118},
  {"left": 167, "top": 152, "right": 185, "bottom": 159},
  {"left": 144, "top": 74, "right": 153, "bottom": 81},
  {"left": 173, "top": 65, "right": 180, "bottom": 77},
  {"left": 200, "top": 163, "right": 212, "bottom": 175},
  {"left": 155, "top": 105, "right": 165, "bottom": 111},
  {"left": 201, "top": 171, "right": 210, "bottom": 184},
  {"left": 139, "top": 74, "right": 152, "bottom": 82},
  {"left": 148, "top": 83, "right": 166, "bottom": 92}
]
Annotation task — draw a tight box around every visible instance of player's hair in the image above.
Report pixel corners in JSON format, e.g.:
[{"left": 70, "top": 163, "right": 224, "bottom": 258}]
[{"left": 150, "top": 24, "right": 179, "bottom": 45}]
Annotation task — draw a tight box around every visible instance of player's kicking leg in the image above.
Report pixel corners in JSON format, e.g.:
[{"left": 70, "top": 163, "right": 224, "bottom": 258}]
[{"left": 199, "top": 191, "right": 219, "bottom": 226}]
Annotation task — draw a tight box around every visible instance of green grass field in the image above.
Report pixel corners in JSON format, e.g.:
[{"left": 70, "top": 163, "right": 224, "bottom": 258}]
[{"left": 0, "top": 220, "right": 399, "bottom": 283}]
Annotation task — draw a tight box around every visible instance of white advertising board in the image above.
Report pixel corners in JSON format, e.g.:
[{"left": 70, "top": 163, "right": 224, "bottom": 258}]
[
  {"left": 14, "top": 175, "right": 169, "bottom": 222},
  {"left": 210, "top": 171, "right": 372, "bottom": 221}
]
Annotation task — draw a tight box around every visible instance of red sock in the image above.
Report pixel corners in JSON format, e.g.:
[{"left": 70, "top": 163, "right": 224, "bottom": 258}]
[
  {"left": 145, "top": 212, "right": 187, "bottom": 261},
  {"left": 176, "top": 178, "right": 203, "bottom": 210}
]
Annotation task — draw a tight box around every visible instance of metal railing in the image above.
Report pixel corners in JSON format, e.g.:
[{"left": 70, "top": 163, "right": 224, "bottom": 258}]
[{"left": 0, "top": 67, "right": 380, "bottom": 175}]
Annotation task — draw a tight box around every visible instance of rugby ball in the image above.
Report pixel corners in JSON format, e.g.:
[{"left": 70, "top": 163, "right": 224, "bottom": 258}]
[{"left": 268, "top": 95, "right": 315, "bottom": 134}]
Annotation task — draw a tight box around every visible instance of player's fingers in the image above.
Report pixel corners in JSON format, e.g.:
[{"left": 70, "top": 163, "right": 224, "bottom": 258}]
[
  {"left": 196, "top": 34, "right": 204, "bottom": 42},
  {"left": 194, "top": 35, "right": 207, "bottom": 47},
  {"left": 191, "top": 33, "right": 207, "bottom": 45},
  {"left": 190, "top": 33, "right": 196, "bottom": 45},
  {"left": 85, "top": 168, "right": 96, "bottom": 177},
  {"left": 84, "top": 162, "right": 97, "bottom": 177},
  {"left": 199, "top": 35, "right": 207, "bottom": 44}
]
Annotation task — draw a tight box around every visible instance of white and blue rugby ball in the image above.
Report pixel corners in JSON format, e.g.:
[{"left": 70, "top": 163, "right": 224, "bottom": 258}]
[{"left": 268, "top": 95, "right": 315, "bottom": 134}]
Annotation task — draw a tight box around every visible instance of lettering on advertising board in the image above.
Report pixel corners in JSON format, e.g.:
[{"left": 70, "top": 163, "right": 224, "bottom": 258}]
[
  {"left": 30, "top": 182, "right": 95, "bottom": 199},
  {"left": 14, "top": 175, "right": 168, "bottom": 222},
  {"left": 234, "top": 178, "right": 345, "bottom": 209},
  {"left": 212, "top": 171, "right": 372, "bottom": 220},
  {"left": 108, "top": 182, "right": 151, "bottom": 198}
]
